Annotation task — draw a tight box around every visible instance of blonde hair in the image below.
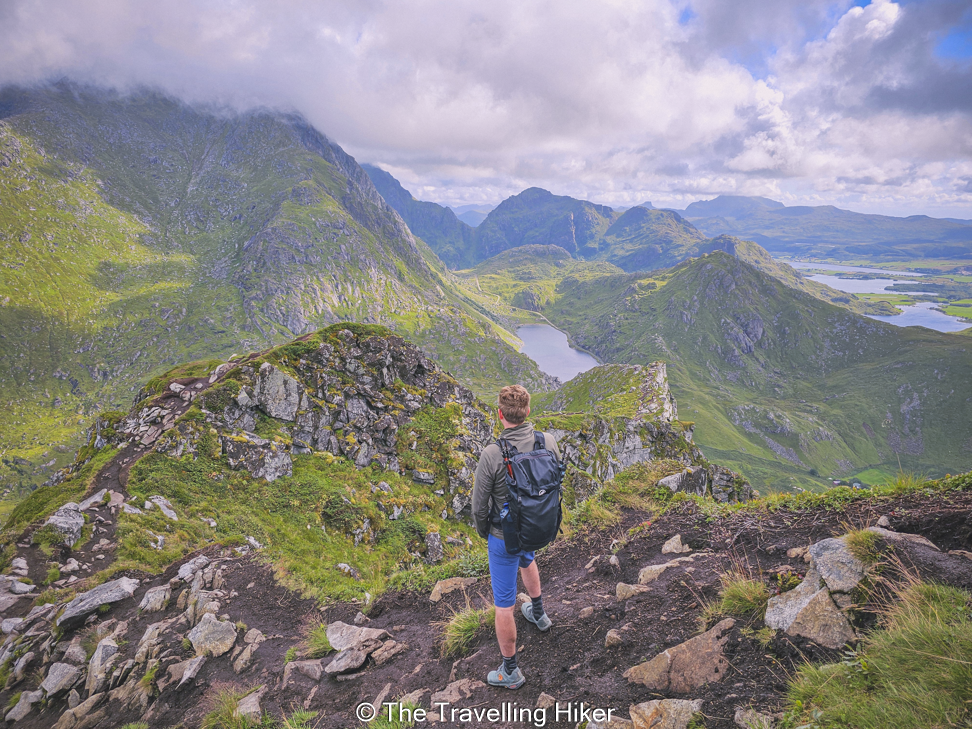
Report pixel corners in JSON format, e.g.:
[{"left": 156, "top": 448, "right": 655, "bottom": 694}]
[{"left": 498, "top": 385, "right": 531, "bottom": 425}]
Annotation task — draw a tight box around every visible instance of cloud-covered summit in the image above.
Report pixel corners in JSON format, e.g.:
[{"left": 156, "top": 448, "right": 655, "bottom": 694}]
[{"left": 1, "top": 0, "right": 971, "bottom": 216}]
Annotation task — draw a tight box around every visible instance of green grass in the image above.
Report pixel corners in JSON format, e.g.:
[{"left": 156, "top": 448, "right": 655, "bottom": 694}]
[
  {"left": 281, "top": 711, "right": 319, "bottom": 729},
  {"left": 700, "top": 570, "right": 770, "bottom": 628},
  {"left": 844, "top": 529, "right": 883, "bottom": 565},
  {"left": 200, "top": 685, "right": 274, "bottom": 729},
  {"left": 783, "top": 581, "right": 972, "bottom": 728},
  {"left": 367, "top": 701, "right": 420, "bottom": 729},
  {"left": 306, "top": 625, "right": 332, "bottom": 659},
  {"left": 436, "top": 603, "right": 496, "bottom": 659}
]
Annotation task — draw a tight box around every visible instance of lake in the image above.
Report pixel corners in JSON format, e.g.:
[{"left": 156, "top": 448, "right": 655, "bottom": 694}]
[
  {"left": 777, "top": 260, "right": 969, "bottom": 332},
  {"left": 517, "top": 324, "right": 599, "bottom": 382}
]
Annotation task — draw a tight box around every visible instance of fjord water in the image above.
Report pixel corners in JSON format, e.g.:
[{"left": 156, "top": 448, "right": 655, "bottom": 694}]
[
  {"left": 516, "top": 324, "right": 599, "bottom": 382},
  {"left": 783, "top": 261, "right": 969, "bottom": 332}
]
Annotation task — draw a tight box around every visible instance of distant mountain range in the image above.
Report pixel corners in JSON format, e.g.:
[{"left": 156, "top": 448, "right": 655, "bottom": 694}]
[{"left": 364, "top": 167, "right": 972, "bottom": 267}]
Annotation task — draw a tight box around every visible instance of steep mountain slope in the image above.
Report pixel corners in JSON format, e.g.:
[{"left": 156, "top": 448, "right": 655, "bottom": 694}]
[
  {"left": 0, "top": 83, "right": 550, "bottom": 492},
  {"left": 361, "top": 164, "right": 475, "bottom": 268},
  {"left": 684, "top": 195, "right": 972, "bottom": 259},
  {"left": 469, "top": 251, "right": 972, "bottom": 491}
]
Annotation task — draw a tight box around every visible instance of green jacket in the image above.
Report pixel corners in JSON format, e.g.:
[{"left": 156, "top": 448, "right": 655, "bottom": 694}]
[{"left": 472, "top": 422, "right": 562, "bottom": 540}]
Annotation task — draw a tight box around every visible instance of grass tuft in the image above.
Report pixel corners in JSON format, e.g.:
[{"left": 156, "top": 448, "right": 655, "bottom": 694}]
[
  {"left": 306, "top": 624, "right": 332, "bottom": 659},
  {"left": 784, "top": 580, "right": 972, "bottom": 729},
  {"left": 436, "top": 602, "right": 496, "bottom": 659},
  {"left": 844, "top": 528, "right": 883, "bottom": 565},
  {"left": 700, "top": 569, "right": 770, "bottom": 629}
]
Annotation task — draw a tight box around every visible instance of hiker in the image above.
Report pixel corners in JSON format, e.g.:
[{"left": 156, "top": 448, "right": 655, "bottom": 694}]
[{"left": 472, "top": 384, "right": 563, "bottom": 689}]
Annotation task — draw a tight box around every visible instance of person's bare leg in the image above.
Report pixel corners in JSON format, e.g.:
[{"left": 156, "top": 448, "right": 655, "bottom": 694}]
[
  {"left": 520, "top": 560, "right": 541, "bottom": 598},
  {"left": 494, "top": 605, "right": 517, "bottom": 657}
]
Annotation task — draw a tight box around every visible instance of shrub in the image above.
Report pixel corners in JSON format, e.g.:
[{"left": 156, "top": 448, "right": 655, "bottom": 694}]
[{"left": 436, "top": 602, "right": 495, "bottom": 658}]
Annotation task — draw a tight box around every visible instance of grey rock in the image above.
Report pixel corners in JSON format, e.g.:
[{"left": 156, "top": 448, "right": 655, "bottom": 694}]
[
  {"left": 178, "top": 556, "right": 211, "bottom": 582},
  {"left": 353, "top": 611, "right": 370, "bottom": 626},
  {"left": 371, "top": 640, "right": 407, "bottom": 666},
  {"left": 222, "top": 432, "right": 293, "bottom": 482},
  {"left": 336, "top": 563, "right": 361, "bottom": 580},
  {"left": 10, "top": 557, "right": 28, "bottom": 572},
  {"left": 605, "top": 629, "right": 624, "bottom": 648},
  {"left": 86, "top": 638, "right": 118, "bottom": 695},
  {"left": 61, "top": 558, "right": 80, "bottom": 573},
  {"left": 42, "top": 502, "right": 85, "bottom": 547},
  {"left": 9, "top": 581, "right": 33, "bottom": 595},
  {"left": 624, "top": 619, "right": 734, "bottom": 692},
  {"left": 122, "top": 504, "right": 143, "bottom": 515},
  {"left": 148, "top": 495, "right": 178, "bottom": 520},
  {"left": 629, "top": 699, "right": 704, "bottom": 729},
  {"left": 233, "top": 643, "right": 259, "bottom": 673},
  {"left": 412, "top": 470, "right": 435, "bottom": 485},
  {"left": 244, "top": 628, "right": 266, "bottom": 645},
  {"left": 661, "top": 534, "right": 691, "bottom": 554},
  {"left": 235, "top": 685, "right": 268, "bottom": 721},
  {"left": 79, "top": 489, "right": 108, "bottom": 510},
  {"left": 424, "top": 532, "right": 444, "bottom": 564},
  {"left": 187, "top": 613, "right": 238, "bottom": 657},
  {"left": 325, "top": 621, "right": 390, "bottom": 651},
  {"left": 255, "top": 363, "right": 303, "bottom": 420},
  {"left": 430, "top": 678, "right": 486, "bottom": 706},
  {"left": 57, "top": 577, "right": 140, "bottom": 628},
  {"left": 12, "top": 650, "right": 35, "bottom": 682},
  {"left": 809, "top": 538, "right": 866, "bottom": 594},
  {"left": 324, "top": 646, "right": 370, "bottom": 675},
  {"left": 4, "top": 689, "right": 42, "bottom": 722},
  {"left": 1, "top": 618, "right": 23, "bottom": 634},
  {"left": 735, "top": 707, "right": 775, "bottom": 728},
  {"left": 876, "top": 515, "right": 890, "bottom": 528},
  {"left": 177, "top": 655, "right": 206, "bottom": 688},
  {"left": 62, "top": 637, "right": 87, "bottom": 666},
  {"left": 67, "top": 689, "right": 80, "bottom": 709},
  {"left": 765, "top": 569, "right": 855, "bottom": 649},
  {"left": 41, "top": 662, "right": 81, "bottom": 696},
  {"left": 616, "top": 582, "right": 650, "bottom": 600},
  {"left": 138, "top": 584, "right": 171, "bottom": 612}
]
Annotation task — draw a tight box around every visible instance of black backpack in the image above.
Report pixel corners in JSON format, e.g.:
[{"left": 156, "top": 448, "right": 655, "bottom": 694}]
[{"left": 495, "top": 432, "right": 564, "bottom": 554}]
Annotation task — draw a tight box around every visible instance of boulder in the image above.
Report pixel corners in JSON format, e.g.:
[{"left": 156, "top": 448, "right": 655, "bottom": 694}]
[
  {"left": 12, "top": 651, "right": 35, "bottom": 682},
  {"left": 808, "top": 538, "right": 866, "bottom": 594},
  {"left": 325, "top": 621, "right": 389, "bottom": 651},
  {"left": 765, "top": 569, "right": 855, "bottom": 649},
  {"left": 5, "top": 690, "right": 43, "bottom": 723},
  {"left": 62, "top": 637, "right": 87, "bottom": 666},
  {"left": 40, "top": 662, "right": 81, "bottom": 696},
  {"left": 629, "top": 699, "right": 704, "bottom": 729},
  {"left": 148, "top": 495, "right": 178, "bottom": 520},
  {"left": 78, "top": 489, "right": 108, "bottom": 510},
  {"left": 138, "top": 584, "right": 171, "bottom": 612},
  {"left": 234, "top": 685, "right": 268, "bottom": 721},
  {"left": 661, "top": 535, "right": 691, "bottom": 554},
  {"left": 178, "top": 556, "right": 211, "bottom": 582},
  {"left": 624, "top": 619, "right": 734, "bottom": 692},
  {"left": 57, "top": 577, "right": 140, "bottom": 629},
  {"left": 1, "top": 618, "right": 23, "bottom": 634},
  {"left": 188, "top": 613, "right": 238, "bottom": 657},
  {"left": 9, "top": 580, "right": 34, "bottom": 595},
  {"left": 86, "top": 638, "right": 119, "bottom": 695},
  {"left": 222, "top": 433, "right": 293, "bottom": 482},
  {"left": 177, "top": 656, "right": 207, "bottom": 688},
  {"left": 255, "top": 362, "right": 303, "bottom": 420},
  {"left": 424, "top": 532, "right": 444, "bottom": 564},
  {"left": 42, "top": 502, "right": 85, "bottom": 547},
  {"left": 429, "top": 576, "right": 477, "bottom": 602},
  {"left": 325, "top": 646, "right": 370, "bottom": 675}
]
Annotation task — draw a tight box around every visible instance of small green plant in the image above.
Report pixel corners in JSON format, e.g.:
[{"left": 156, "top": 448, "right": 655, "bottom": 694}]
[
  {"left": 436, "top": 601, "right": 495, "bottom": 658},
  {"left": 844, "top": 528, "right": 882, "bottom": 565},
  {"left": 6, "top": 692, "right": 21, "bottom": 712},
  {"left": 775, "top": 571, "right": 801, "bottom": 593},
  {"left": 200, "top": 685, "right": 253, "bottom": 729},
  {"left": 182, "top": 637, "right": 193, "bottom": 652},
  {"left": 121, "top": 722, "right": 150, "bottom": 729},
  {"left": 369, "top": 700, "right": 420, "bottom": 729},
  {"left": 139, "top": 663, "right": 159, "bottom": 693},
  {"left": 282, "top": 709, "right": 319, "bottom": 729},
  {"left": 235, "top": 621, "right": 248, "bottom": 633},
  {"left": 31, "top": 524, "right": 64, "bottom": 552},
  {"left": 700, "top": 569, "right": 770, "bottom": 628},
  {"left": 306, "top": 624, "right": 332, "bottom": 659},
  {"left": 285, "top": 646, "right": 298, "bottom": 663},
  {"left": 44, "top": 566, "right": 61, "bottom": 586},
  {"left": 97, "top": 603, "right": 111, "bottom": 615},
  {"left": 740, "top": 626, "right": 776, "bottom": 649}
]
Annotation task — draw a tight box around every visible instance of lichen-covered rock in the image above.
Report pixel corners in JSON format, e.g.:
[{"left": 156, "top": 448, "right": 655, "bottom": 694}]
[
  {"left": 765, "top": 569, "right": 856, "bottom": 649},
  {"left": 56, "top": 577, "right": 140, "bottom": 629},
  {"left": 41, "top": 502, "right": 85, "bottom": 547},
  {"left": 809, "top": 538, "right": 866, "bottom": 594},
  {"left": 40, "top": 662, "right": 81, "bottom": 696},
  {"left": 325, "top": 621, "right": 389, "bottom": 651},
  {"left": 5, "top": 689, "right": 42, "bottom": 723},
  {"left": 628, "top": 699, "right": 704, "bottom": 729},
  {"left": 187, "top": 613, "right": 238, "bottom": 657},
  {"left": 222, "top": 432, "right": 293, "bottom": 482},
  {"left": 138, "top": 584, "right": 171, "bottom": 612},
  {"left": 624, "top": 619, "right": 734, "bottom": 691},
  {"left": 86, "top": 638, "right": 119, "bottom": 695}
]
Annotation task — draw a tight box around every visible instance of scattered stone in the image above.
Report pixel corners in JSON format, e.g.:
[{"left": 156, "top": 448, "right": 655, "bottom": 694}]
[
  {"left": 629, "top": 699, "right": 704, "bottom": 729},
  {"left": 53, "top": 692, "right": 106, "bottom": 729},
  {"left": 371, "top": 640, "right": 407, "bottom": 666},
  {"left": 579, "top": 606, "right": 595, "bottom": 619},
  {"left": 424, "top": 532, "right": 444, "bottom": 564},
  {"left": 734, "top": 707, "right": 775, "bottom": 728},
  {"left": 638, "top": 564, "right": 670, "bottom": 584},
  {"left": 661, "top": 534, "right": 691, "bottom": 554},
  {"left": 122, "top": 504, "right": 143, "bottom": 515},
  {"left": 178, "top": 556, "right": 211, "bottom": 582},
  {"left": 325, "top": 621, "right": 390, "bottom": 651},
  {"left": 187, "top": 613, "right": 238, "bottom": 657},
  {"left": 8, "top": 580, "right": 32, "bottom": 595},
  {"left": 536, "top": 693, "right": 557, "bottom": 710},
  {"left": 605, "top": 629, "right": 623, "bottom": 648},
  {"left": 4, "top": 689, "right": 42, "bottom": 723},
  {"left": 79, "top": 489, "right": 108, "bottom": 510},
  {"left": 41, "top": 662, "right": 82, "bottom": 696},
  {"left": 616, "top": 582, "right": 650, "bottom": 601},
  {"left": 624, "top": 619, "right": 734, "bottom": 692},
  {"left": 246, "top": 536, "right": 262, "bottom": 550},
  {"left": 765, "top": 569, "right": 855, "bottom": 649},
  {"left": 57, "top": 577, "right": 140, "bottom": 628},
  {"left": 234, "top": 686, "right": 268, "bottom": 722},
  {"left": 354, "top": 611, "right": 370, "bottom": 625},
  {"left": 233, "top": 643, "right": 259, "bottom": 674},
  {"left": 177, "top": 656, "right": 207, "bottom": 688},
  {"left": 244, "top": 628, "right": 266, "bottom": 644},
  {"left": 429, "top": 576, "right": 477, "bottom": 602},
  {"left": 876, "top": 515, "right": 890, "bottom": 528},
  {"left": 786, "top": 546, "right": 808, "bottom": 559},
  {"left": 42, "top": 502, "right": 85, "bottom": 547},
  {"left": 67, "top": 689, "right": 80, "bottom": 709},
  {"left": 325, "top": 646, "right": 370, "bottom": 675},
  {"left": 149, "top": 495, "right": 178, "bottom": 520},
  {"left": 412, "top": 470, "right": 435, "bottom": 485},
  {"left": 86, "top": 639, "right": 119, "bottom": 695},
  {"left": 10, "top": 557, "right": 28, "bottom": 574},
  {"left": 1, "top": 617, "right": 23, "bottom": 634},
  {"left": 809, "top": 538, "right": 866, "bottom": 594},
  {"left": 139, "top": 584, "right": 171, "bottom": 612},
  {"left": 430, "top": 678, "right": 485, "bottom": 706},
  {"left": 337, "top": 563, "right": 361, "bottom": 580},
  {"left": 62, "top": 637, "right": 87, "bottom": 666},
  {"left": 12, "top": 650, "right": 35, "bottom": 682}
]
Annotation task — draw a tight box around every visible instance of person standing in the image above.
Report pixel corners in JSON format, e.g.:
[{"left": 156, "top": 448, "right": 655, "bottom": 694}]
[{"left": 472, "top": 384, "right": 561, "bottom": 689}]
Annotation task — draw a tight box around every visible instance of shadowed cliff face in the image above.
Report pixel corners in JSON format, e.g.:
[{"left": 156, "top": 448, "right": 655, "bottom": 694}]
[{"left": 0, "top": 83, "right": 551, "bottom": 489}]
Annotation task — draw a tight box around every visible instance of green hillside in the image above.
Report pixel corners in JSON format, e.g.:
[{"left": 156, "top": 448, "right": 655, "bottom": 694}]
[
  {"left": 465, "top": 250, "right": 972, "bottom": 492},
  {"left": 0, "top": 83, "right": 550, "bottom": 493},
  {"left": 685, "top": 195, "right": 972, "bottom": 260}
]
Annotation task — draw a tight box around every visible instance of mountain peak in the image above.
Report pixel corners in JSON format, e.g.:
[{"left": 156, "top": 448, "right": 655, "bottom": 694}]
[{"left": 684, "top": 195, "right": 786, "bottom": 220}]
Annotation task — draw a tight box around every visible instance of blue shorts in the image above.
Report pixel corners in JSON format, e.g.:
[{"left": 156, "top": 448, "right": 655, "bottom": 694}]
[{"left": 487, "top": 534, "right": 535, "bottom": 608}]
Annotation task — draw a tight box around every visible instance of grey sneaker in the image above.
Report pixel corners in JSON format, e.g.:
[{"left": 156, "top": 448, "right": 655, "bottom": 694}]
[
  {"left": 521, "top": 601, "right": 552, "bottom": 632},
  {"left": 487, "top": 663, "right": 526, "bottom": 689}
]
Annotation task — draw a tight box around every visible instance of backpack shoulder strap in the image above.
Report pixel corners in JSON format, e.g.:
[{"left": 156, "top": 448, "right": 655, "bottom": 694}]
[{"left": 533, "top": 431, "right": 546, "bottom": 450}]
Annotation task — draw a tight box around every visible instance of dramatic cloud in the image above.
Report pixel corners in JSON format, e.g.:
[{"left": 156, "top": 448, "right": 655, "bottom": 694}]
[{"left": 1, "top": 0, "right": 971, "bottom": 215}]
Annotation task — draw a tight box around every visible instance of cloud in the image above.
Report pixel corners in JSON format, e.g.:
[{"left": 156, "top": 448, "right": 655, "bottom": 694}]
[{"left": 0, "top": 0, "right": 971, "bottom": 215}]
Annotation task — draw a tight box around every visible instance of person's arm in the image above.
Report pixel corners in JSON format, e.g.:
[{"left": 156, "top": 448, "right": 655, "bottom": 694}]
[{"left": 472, "top": 446, "right": 497, "bottom": 539}]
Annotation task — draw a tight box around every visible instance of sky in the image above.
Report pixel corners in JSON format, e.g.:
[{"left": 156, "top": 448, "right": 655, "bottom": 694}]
[{"left": 2, "top": 0, "right": 972, "bottom": 216}]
